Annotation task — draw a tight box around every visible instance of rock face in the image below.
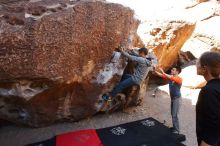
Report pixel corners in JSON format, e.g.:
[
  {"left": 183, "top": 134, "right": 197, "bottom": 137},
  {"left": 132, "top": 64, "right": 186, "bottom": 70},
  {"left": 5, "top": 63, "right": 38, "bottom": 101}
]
[
  {"left": 177, "top": 51, "right": 196, "bottom": 67},
  {"left": 196, "top": 0, "right": 209, "bottom": 2},
  {"left": 138, "top": 20, "right": 196, "bottom": 70},
  {"left": 0, "top": 0, "right": 140, "bottom": 127}
]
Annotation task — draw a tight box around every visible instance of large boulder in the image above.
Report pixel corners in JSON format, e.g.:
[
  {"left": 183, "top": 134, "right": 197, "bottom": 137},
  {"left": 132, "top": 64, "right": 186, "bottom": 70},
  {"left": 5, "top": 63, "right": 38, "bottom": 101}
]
[
  {"left": 0, "top": 0, "right": 140, "bottom": 127},
  {"left": 138, "top": 20, "right": 196, "bottom": 70}
]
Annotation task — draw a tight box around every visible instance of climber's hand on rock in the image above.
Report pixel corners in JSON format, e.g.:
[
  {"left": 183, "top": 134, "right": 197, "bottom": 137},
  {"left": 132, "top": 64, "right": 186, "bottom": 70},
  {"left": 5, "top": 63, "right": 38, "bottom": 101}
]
[
  {"left": 116, "top": 46, "right": 125, "bottom": 52},
  {"left": 120, "top": 46, "right": 125, "bottom": 52},
  {"left": 115, "top": 47, "right": 122, "bottom": 52},
  {"left": 128, "top": 47, "right": 134, "bottom": 50}
]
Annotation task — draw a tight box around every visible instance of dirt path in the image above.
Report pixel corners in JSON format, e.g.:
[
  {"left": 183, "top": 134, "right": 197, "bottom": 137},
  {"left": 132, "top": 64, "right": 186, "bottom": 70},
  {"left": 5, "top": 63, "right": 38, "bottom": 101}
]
[{"left": 0, "top": 86, "right": 197, "bottom": 146}]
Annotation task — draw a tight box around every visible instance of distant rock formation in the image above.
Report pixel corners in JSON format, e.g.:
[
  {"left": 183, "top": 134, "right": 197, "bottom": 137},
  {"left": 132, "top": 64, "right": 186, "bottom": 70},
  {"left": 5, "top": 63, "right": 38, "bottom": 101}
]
[
  {"left": 182, "top": 0, "right": 220, "bottom": 57},
  {"left": 139, "top": 20, "right": 196, "bottom": 71}
]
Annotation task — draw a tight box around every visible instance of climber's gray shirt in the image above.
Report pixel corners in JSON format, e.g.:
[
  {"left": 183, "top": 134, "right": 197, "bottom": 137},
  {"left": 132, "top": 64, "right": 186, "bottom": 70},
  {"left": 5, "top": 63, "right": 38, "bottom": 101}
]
[{"left": 121, "top": 50, "right": 152, "bottom": 84}]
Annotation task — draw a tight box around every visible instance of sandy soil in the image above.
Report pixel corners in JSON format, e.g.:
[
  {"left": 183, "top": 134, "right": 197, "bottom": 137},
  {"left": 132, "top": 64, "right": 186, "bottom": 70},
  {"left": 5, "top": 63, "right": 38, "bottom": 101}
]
[{"left": 0, "top": 85, "right": 197, "bottom": 146}]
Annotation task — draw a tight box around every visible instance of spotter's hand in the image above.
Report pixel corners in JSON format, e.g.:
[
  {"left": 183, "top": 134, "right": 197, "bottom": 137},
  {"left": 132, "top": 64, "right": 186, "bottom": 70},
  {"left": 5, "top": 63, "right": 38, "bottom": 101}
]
[{"left": 159, "top": 68, "right": 165, "bottom": 74}]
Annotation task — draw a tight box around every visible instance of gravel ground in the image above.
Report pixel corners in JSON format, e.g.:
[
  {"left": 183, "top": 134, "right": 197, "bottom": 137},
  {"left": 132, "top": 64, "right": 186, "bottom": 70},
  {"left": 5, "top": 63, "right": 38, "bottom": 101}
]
[{"left": 0, "top": 85, "right": 197, "bottom": 146}]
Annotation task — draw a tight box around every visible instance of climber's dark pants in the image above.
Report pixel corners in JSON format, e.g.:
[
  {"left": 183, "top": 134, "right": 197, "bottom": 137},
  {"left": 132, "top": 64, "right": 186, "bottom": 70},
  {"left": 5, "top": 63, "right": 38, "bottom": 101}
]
[{"left": 110, "top": 74, "right": 137, "bottom": 98}]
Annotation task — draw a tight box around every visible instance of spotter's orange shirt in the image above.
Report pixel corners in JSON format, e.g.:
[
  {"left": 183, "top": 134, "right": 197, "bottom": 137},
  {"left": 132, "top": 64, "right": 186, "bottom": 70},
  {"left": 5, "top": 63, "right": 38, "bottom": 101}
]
[{"left": 162, "top": 74, "right": 182, "bottom": 85}]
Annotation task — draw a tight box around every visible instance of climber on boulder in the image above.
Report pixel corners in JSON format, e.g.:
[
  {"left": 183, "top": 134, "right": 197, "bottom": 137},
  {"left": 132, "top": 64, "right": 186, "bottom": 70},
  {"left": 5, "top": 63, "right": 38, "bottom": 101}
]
[{"left": 101, "top": 47, "right": 154, "bottom": 106}]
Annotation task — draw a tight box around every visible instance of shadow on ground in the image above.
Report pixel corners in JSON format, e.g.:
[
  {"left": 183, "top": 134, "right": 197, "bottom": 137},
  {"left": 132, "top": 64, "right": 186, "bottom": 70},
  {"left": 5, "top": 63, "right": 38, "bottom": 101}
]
[{"left": 0, "top": 85, "right": 197, "bottom": 146}]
